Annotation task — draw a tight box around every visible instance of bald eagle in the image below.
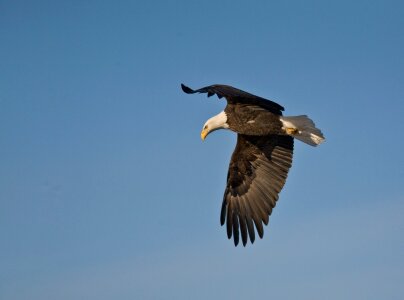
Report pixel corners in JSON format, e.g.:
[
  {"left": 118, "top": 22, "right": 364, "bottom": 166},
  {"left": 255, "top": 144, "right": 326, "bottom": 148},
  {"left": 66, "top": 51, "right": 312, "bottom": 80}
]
[{"left": 181, "top": 83, "right": 325, "bottom": 246}]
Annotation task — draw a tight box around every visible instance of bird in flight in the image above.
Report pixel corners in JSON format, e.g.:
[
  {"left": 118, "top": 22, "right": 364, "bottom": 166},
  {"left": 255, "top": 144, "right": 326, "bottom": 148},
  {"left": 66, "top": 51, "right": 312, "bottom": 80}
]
[{"left": 181, "top": 83, "right": 325, "bottom": 246}]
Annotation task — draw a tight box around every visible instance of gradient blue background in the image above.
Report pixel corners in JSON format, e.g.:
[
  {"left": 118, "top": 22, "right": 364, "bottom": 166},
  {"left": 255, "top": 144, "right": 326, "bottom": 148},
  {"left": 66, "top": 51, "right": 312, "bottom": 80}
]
[{"left": 1, "top": 1, "right": 403, "bottom": 299}]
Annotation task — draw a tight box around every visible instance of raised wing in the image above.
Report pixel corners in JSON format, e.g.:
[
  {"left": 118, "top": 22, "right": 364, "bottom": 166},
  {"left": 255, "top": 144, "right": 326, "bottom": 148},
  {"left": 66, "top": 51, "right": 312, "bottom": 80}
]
[
  {"left": 221, "top": 134, "right": 294, "bottom": 246},
  {"left": 181, "top": 83, "right": 284, "bottom": 115}
]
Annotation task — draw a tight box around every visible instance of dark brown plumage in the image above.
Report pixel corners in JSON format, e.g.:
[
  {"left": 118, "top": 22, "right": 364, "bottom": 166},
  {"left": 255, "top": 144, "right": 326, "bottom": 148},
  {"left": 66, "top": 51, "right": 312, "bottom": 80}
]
[
  {"left": 181, "top": 83, "right": 284, "bottom": 114},
  {"left": 181, "top": 83, "right": 324, "bottom": 246},
  {"left": 222, "top": 134, "right": 293, "bottom": 246}
]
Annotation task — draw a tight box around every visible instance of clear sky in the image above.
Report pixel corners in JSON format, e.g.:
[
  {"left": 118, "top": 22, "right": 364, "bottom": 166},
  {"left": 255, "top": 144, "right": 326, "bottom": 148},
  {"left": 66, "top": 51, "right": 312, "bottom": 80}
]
[{"left": 1, "top": 1, "right": 403, "bottom": 299}]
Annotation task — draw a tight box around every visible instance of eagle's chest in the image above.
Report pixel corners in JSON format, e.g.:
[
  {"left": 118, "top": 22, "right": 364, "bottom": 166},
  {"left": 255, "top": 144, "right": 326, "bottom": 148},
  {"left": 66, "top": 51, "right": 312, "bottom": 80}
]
[{"left": 225, "top": 105, "right": 283, "bottom": 136}]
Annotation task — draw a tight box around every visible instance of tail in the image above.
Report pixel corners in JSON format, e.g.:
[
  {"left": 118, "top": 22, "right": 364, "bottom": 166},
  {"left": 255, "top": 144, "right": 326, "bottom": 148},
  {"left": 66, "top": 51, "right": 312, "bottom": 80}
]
[{"left": 280, "top": 115, "right": 325, "bottom": 146}]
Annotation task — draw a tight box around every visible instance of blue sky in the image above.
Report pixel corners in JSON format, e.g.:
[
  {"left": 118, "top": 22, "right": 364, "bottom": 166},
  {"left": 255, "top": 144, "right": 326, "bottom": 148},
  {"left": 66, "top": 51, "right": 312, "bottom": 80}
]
[{"left": 1, "top": 0, "right": 403, "bottom": 299}]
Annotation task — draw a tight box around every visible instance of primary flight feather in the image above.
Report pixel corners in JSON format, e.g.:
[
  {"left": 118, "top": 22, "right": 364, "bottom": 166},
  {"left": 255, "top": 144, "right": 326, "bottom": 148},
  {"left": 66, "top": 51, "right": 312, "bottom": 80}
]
[{"left": 181, "top": 83, "right": 325, "bottom": 246}]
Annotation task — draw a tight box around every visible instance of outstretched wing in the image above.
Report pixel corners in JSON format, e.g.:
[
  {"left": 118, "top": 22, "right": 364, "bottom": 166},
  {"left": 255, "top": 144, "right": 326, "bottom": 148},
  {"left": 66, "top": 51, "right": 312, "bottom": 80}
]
[
  {"left": 221, "top": 134, "right": 294, "bottom": 246},
  {"left": 181, "top": 83, "right": 284, "bottom": 115}
]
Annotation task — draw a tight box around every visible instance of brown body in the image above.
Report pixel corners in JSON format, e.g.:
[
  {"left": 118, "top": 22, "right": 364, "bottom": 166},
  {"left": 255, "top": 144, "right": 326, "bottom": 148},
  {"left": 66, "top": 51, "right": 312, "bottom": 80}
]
[{"left": 225, "top": 104, "right": 284, "bottom": 136}]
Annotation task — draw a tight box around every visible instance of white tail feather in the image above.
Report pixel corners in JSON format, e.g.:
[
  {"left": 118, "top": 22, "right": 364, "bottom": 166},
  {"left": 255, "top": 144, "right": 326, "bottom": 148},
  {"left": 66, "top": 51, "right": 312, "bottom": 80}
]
[{"left": 280, "top": 115, "right": 325, "bottom": 146}]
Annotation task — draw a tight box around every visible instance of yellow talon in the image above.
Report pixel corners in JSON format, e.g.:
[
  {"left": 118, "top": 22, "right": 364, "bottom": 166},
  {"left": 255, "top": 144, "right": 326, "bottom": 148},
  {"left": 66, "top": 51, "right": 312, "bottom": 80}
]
[{"left": 286, "top": 127, "right": 299, "bottom": 135}]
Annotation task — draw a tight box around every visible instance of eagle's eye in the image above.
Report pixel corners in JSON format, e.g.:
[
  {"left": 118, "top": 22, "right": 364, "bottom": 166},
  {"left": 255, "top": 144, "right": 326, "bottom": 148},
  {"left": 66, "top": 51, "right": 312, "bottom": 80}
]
[{"left": 204, "top": 125, "right": 208, "bottom": 130}]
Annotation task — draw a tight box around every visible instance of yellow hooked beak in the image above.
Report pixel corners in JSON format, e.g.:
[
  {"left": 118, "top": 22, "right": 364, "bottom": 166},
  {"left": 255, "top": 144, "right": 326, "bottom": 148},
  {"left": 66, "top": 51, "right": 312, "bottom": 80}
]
[{"left": 201, "top": 128, "right": 209, "bottom": 140}]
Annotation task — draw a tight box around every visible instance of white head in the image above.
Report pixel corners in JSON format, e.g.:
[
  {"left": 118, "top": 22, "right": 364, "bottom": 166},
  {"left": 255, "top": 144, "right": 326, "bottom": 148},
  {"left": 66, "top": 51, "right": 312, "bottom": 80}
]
[{"left": 201, "top": 111, "right": 229, "bottom": 140}]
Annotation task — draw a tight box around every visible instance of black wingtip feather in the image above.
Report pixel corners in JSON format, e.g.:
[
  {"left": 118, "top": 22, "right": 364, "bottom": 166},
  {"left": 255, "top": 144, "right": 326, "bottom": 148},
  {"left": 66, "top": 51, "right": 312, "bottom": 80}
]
[
  {"left": 220, "top": 199, "right": 227, "bottom": 226},
  {"left": 246, "top": 218, "right": 255, "bottom": 244},
  {"left": 254, "top": 220, "right": 264, "bottom": 239},
  {"left": 233, "top": 213, "right": 240, "bottom": 246},
  {"left": 181, "top": 84, "right": 195, "bottom": 94},
  {"left": 226, "top": 205, "right": 233, "bottom": 239},
  {"left": 239, "top": 217, "right": 248, "bottom": 247}
]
